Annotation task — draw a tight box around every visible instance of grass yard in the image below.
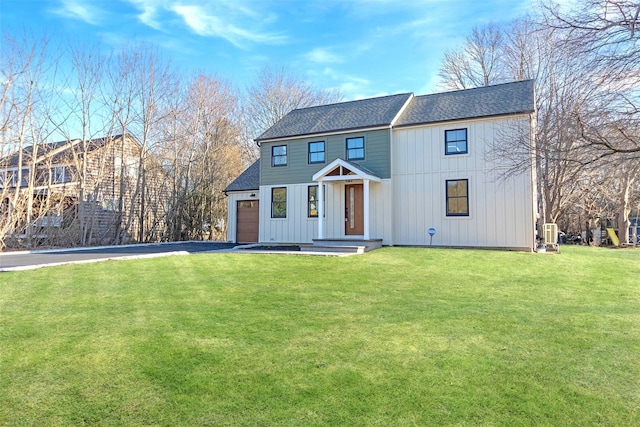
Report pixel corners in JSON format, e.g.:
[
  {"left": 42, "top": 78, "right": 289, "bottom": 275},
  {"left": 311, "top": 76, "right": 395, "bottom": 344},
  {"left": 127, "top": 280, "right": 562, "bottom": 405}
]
[{"left": 1, "top": 246, "right": 639, "bottom": 426}]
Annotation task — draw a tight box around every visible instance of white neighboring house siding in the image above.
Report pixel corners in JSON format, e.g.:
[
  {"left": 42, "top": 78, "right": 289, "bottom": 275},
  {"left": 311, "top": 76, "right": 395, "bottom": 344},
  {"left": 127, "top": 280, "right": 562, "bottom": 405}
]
[
  {"left": 259, "top": 180, "right": 393, "bottom": 244},
  {"left": 226, "top": 190, "right": 258, "bottom": 243},
  {"left": 392, "top": 115, "right": 535, "bottom": 250}
]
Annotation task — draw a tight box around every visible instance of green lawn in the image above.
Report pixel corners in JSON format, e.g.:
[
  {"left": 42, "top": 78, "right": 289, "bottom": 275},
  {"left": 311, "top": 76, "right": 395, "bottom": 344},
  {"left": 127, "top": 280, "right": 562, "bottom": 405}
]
[{"left": 1, "top": 246, "right": 638, "bottom": 426}]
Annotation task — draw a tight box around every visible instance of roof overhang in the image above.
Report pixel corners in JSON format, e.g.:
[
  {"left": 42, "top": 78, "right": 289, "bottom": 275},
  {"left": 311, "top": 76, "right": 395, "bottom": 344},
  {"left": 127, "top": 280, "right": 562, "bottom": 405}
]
[
  {"left": 392, "top": 111, "right": 535, "bottom": 130},
  {"left": 312, "top": 158, "right": 381, "bottom": 183}
]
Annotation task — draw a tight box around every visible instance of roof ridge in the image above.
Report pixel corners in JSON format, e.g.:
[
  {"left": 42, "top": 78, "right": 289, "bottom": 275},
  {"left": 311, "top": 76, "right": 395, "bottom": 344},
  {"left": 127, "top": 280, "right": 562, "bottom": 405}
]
[
  {"left": 291, "top": 92, "right": 413, "bottom": 113},
  {"left": 416, "top": 79, "right": 534, "bottom": 98}
]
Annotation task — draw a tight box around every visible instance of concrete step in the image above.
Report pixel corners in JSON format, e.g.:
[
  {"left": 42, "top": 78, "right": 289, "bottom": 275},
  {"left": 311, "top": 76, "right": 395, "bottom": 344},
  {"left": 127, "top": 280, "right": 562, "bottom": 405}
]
[
  {"left": 300, "top": 244, "right": 366, "bottom": 254},
  {"left": 312, "top": 239, "right": 382, "bottom": 252}
]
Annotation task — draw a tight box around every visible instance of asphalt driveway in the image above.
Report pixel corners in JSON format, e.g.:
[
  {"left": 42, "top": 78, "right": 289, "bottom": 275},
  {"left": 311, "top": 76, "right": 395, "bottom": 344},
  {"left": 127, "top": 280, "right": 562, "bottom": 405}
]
[{"left": 0, "top": 241, "right": 235, "bottom": 272}]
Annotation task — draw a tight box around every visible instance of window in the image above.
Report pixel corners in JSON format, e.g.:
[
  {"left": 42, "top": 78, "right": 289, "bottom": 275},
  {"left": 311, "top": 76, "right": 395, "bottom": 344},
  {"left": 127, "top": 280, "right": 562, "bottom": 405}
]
[
  {"left": 346, "top": 136, "right": 365, "bottom": 161},
  {"left": 446, "top": 179, "right": 469, "bottom": 216},
  {"left": 10, "top": 168, "right": 29, "bottom": 187},
  {"left": 19, "top": 168, "right": 29, "bottom": 187},
  {"left": 272, "top": 145, "right": 287, "bottom": 167},
  {"left": 308, "top": 185, "right": 326, "bottom": 218},
  {"left": 6, "top": 171, "right": 16, "bottom": 187},
  {"left": 445, "top": 129, "right": 468, "bottom": 155},
  {"left": 308, "top": 141, "right": 325, "bottom": 164},
  {"left": 271, "top": 187, "right": 287, "bottom": 218},
  {"left": 52, "top": 166, "right": 65, "bottom": 184}
]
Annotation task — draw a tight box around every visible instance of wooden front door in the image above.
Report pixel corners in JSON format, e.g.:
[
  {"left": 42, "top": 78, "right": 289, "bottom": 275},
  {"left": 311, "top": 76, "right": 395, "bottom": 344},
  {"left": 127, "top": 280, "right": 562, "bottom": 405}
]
[
  {"left": 236, "top": 200, "right": 259, "bottom": 243},
  {"left": 345, "top": 184, "right": 364, "bottom": 235}
]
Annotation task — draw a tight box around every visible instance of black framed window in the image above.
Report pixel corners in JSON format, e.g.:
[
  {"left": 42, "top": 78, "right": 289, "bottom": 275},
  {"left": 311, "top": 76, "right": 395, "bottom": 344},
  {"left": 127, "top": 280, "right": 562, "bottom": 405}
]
[
  {"left": 346, "top": 136, "right": 365, "bottom": 161},
  {"left": 308, "top": 141, "right": 325, "bottom": 164},
  {"left": 271, "top": 187, "right": 287, "bottom": 218},
  {"left": 445, "top": 129, "right": 468, "bottom": 155},
  {"left": 308, "top": 185, "right": 326, "bottom": 218},
  {"left": 446, "top": 179, "right": 469, "bottom": 216},
  {"left": 272, "top": 145, "right": 287, "bottom": 167}
]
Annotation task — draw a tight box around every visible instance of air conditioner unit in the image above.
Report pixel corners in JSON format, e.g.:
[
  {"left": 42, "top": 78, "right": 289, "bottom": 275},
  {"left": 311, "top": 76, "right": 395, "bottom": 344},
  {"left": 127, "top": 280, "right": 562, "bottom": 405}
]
[{"left": 544, "top": 223, "right": 558, "bottom": 246}]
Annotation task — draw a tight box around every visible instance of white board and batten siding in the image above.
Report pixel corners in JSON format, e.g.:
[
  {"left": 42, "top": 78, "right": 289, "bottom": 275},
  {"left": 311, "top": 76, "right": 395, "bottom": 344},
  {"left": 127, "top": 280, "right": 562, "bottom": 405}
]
[
  {"left": 259, "top": 180, "right": 393, "bottom": 245},
  {"left": 392, "top": 115, "right": 536, "bottom": 250}
]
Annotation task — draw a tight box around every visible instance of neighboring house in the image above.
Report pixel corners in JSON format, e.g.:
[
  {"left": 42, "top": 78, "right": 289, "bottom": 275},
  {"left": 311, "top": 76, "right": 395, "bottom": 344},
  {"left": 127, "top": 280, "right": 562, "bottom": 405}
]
[
  {"left": 225, "top": 80, "right": 537, "bottom": 251},
  {"left": 0, "top": 134, "right": 168, "bottom": 245}
]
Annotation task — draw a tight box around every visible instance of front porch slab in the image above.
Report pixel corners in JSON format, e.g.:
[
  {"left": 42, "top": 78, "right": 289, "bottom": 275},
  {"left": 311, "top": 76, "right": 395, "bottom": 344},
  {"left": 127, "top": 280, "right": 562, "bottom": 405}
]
[{"left": 311, "top": 238, "right": 383, "bottom": 252}]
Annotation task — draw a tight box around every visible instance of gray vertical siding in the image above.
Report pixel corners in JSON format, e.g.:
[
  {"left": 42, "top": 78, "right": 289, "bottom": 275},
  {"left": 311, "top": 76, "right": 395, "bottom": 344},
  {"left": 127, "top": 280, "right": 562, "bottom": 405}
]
[{"left": 260, "top": 129, "right": 391, "bottom": 186}]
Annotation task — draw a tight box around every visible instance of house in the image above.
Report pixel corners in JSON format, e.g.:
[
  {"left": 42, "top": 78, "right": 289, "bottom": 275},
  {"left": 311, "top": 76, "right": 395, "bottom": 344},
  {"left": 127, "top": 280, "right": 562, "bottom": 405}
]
[
  {"left": 0, "top": 134, "right": 168, "bottom": 247},
  {"left": 225, "top": 80, "right": 537, "bottom": 251}
]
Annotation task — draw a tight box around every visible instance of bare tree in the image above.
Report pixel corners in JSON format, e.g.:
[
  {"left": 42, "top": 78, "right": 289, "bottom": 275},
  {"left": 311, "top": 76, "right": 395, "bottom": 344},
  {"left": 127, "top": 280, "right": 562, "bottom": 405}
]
[
  {"left": 115, "top": 45, "right": 174, "bottom": 243},
  {"left": 438, "top": 23, "right": 507, "bottom": 90},
  {"left": 444, "top": 21, "right": 593, "bottom": 232},
  {"left": 158, "top": 74, "right": 243, "bottom": 240},
  {"left": 55, "top": 39, "right": 112, "bottom": 246},
  {"left": 543, "top": 0, "right": 640, "bottom": 158},
  {"left": 243, "top": 65, "right": 342, "bottom": 160},
  {"left": 0, "top": 31, "right": 64, "bottom": 249}
]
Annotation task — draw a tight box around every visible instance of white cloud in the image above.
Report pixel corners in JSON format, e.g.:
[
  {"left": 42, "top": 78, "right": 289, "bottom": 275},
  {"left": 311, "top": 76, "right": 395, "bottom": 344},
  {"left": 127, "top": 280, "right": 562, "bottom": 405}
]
[
  {"left": 305, "top": 48, "right": 343, "bottom": 64},
  {"left": 123, "top": 0, "right": 287, "bottom": 48},
  {"left": 171, "top": 4, "right": 286, "bottom": 48},
  {"left": 315, "top": 67, "right": 374, "bottom": 100},
  {"left": 127, "top": 0, "right": 162, "bottom": 30},
  {"left": 53, "top": 0, "right": 102, "bottom": 25}
]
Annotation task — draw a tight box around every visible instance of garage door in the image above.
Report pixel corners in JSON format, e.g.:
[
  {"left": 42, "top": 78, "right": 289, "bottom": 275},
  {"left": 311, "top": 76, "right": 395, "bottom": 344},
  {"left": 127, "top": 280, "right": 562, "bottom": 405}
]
[{"left": 236, "top": 200, "right": 259, "bottom": 243}]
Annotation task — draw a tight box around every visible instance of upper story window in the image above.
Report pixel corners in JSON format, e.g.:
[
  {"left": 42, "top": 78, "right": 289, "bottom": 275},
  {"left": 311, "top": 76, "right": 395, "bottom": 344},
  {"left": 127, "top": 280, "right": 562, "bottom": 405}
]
[
  {"left": 52, "top": 166, "right": 66, "bottom": 184},
  {"left": 272, "top": 145, "right": 287, "bottom": 167},
  {"left": 445, "top": 129, "right": 468, "bottom": 155},
  {"left": 446, "top": 179, "right": 469, "bottom": 216},
  {"left": 308, "top": 141, "right": 325, "bottom": 164},
  {"left": 5, "top": 169, "right": 30, "bottom": 187},
  {"left": 346, "top": 136, "right": 365, "bottom": 161}
]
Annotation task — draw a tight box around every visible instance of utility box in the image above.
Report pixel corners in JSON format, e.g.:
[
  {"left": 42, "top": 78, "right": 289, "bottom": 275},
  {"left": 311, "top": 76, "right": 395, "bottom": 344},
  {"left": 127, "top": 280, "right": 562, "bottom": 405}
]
[{"left": 544, "top": 223, "right": 558, "bottom": 246}]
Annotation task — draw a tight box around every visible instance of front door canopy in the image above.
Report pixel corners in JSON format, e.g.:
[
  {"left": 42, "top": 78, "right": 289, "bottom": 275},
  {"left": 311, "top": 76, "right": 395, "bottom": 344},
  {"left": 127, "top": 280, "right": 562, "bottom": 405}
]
[{"left": 312, "top": 158, "right": 382, "bottom": 183}]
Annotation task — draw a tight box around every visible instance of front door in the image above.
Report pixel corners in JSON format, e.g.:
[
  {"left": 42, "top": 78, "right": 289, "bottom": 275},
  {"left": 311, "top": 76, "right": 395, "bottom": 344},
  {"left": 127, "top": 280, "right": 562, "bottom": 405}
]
[{"left": 345, "top": 184, "right": 364, "bottom": 235}]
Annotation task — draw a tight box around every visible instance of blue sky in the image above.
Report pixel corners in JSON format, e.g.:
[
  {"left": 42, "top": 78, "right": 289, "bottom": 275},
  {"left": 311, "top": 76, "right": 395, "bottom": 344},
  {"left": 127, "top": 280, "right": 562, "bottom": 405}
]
[{"left": 1, "top": 0, "right": 539, "bottom": 100}]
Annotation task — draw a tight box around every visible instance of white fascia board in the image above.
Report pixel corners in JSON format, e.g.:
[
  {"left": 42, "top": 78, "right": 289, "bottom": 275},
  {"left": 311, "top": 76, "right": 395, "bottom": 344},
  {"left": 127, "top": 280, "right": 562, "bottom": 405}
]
[
  {"left": 390, "top": 93, "right": 414, "bottom": 126},
  {"left": 392, "top": 112, "right": 532, "bottom": 131},
  {"left": 312, "top": 158, "right": 381, "bottom": 182}
]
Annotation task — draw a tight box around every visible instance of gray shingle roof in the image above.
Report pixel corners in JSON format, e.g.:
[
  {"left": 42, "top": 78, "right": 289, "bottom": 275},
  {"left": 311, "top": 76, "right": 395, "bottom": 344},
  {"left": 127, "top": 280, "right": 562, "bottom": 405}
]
[
  {"left": 256, "top": 93, "right": 413, "bottom": 142},
  {"left": 395, "top": 80, "right": 535, "bottom": 127},
  {"left": 0, "top": 134, "right": 129, "bottom": 168},
  {"left": 224, "top": 159, "right": 260, "bottom": 193}
]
